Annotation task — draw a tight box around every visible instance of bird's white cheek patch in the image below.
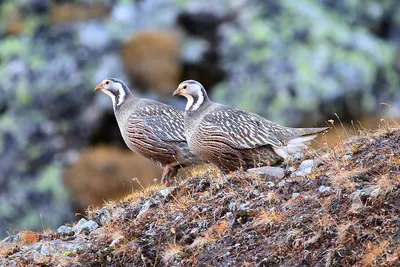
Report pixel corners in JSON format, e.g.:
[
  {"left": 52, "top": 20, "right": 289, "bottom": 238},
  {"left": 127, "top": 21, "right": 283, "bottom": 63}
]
[
  {"left": 184, "top": 95, "right": 194, "bottom": 111},
  {"left": 117, "top": 87, "right": 126, "bottom": 106},
  {"left": 191, "top": 91, "right": 204, "bottom": 111}
]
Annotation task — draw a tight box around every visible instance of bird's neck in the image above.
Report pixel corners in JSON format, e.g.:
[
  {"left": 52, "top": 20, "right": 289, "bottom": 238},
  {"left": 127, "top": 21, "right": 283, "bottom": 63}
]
[
  {"left": 111, "top": 89, "right": 135, "bottom": 110},
  {"left": 114, "top": 94, "right": 137, "bottom": 127},
  {"left": 184, "top": 97, "right": 214, "bottom": 139},
  {"left": 186, "top": 88, "right": 209, "bottom": 112}
]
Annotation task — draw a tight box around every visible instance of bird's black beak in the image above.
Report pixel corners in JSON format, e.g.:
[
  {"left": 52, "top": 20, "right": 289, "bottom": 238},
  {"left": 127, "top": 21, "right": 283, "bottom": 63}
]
[{"left": 172, "top": 88, "right": 181, "bottom": 96}]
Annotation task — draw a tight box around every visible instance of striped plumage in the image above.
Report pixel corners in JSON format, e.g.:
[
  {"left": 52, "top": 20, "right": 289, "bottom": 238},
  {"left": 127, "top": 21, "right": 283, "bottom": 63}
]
[
  {"left": 95, "top": 78, "right": 202, "bottom": 183},
  {"left": 173, "top": 80, "right": 328, "bottom": 172}
]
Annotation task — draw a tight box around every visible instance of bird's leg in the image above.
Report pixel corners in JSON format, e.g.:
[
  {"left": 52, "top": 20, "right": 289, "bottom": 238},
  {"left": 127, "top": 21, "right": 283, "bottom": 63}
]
[{"left": 161, "top": 162, "right": 180, "bottom": 185}]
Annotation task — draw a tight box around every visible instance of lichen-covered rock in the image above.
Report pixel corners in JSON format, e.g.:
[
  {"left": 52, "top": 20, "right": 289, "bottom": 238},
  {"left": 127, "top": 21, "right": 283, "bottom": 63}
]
[
  {"left": 212, "top": 0, "right": 400, "bottom": 125},
  {"left": 57, "top": 225, "right": 73, "bottom": 236},
  {"left": 0, "top": 0, "right": 131, "bottom": 238},
  {"left": 72, "top": 219, "right": 99, "bottom": 235}
]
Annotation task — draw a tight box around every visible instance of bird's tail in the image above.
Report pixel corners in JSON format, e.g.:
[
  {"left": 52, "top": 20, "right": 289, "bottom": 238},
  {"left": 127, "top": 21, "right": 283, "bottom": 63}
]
[
  {"left": 272, "top": 127, "right": 329, "bottom": 159},
  {"left": 296, "top": 127, "right": 330, "bottom": 137}
]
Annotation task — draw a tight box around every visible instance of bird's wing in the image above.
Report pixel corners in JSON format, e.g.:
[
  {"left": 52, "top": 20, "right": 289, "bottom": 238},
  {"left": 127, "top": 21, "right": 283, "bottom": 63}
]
[
  {"left": 200, "top": 107, "right": 293, "bottom": 149},
  {"left": 126, "top": 103, "right": 186, "bottom": 142}
]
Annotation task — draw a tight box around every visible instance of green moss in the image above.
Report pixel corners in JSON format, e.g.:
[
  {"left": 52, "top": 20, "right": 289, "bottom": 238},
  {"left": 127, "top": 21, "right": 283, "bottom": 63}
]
[
  {"left": 16, "top": 82, "right": 32, "bottom": 106},
  {"left": 63, "top": 251, "right": 72, "bottom": 257},
  {"left": 26, "top": 145, "right": 42, "bottom": 160},
  {"left": 36, "top": 164, "right": 69, "bottom": 202},
  {"left": 0, "top": 37, "right": 24, "bottom": 58},
  {"left": 250, "top": 19, "right": 273, "bottom": 43}
]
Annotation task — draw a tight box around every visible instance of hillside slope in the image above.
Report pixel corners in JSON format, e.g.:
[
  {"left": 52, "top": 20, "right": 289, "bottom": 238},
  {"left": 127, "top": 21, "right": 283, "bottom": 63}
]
[{"left": 1, "top": 126, "right": 399, "bottom": 266}]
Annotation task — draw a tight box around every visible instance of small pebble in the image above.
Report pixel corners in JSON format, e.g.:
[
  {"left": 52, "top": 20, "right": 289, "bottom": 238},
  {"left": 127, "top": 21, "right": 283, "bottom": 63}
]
[
  {"left": 159, "top": 188, "right": 171, "bottom": 198},
  {"left": 292, "top": 193, "right": 300, "bottom": 199},
  {"left": 57, "top": 225, "right": 73, "bottom": 236},
  {"left": 73, "top": 219, "right": 99, "bottom": 235},
  {"left": 109, "top": 236, "right": 124, "bottom": 248},
  {"left": 266, "top": 181, "right": 275, "bottom": 188},
  {"left": 277, "top": 180, "right": 286, "bottom": 187},
  {"left": 318, "top": 186, "right": 332, "bottom": 193},
  {"left": 247, "top": 166, "right": 285, "bottom": 179}
]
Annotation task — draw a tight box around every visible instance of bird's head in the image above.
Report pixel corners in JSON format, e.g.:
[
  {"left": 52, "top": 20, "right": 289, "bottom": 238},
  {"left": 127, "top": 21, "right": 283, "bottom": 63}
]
[
  {"left": 173, "top": 80, "right": 208, "bottom": 111},
  {"left": 94, "top": 78, "right": 131, "bottom": 108}
]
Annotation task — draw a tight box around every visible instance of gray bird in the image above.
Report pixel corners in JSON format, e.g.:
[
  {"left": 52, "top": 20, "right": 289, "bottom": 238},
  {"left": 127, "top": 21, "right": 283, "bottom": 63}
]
[
  {"left": 95, "top": 78, "right": 202, "bottom": 183},
  {"left": 173, "top": 80, "right": 328, "bottom": 172}
]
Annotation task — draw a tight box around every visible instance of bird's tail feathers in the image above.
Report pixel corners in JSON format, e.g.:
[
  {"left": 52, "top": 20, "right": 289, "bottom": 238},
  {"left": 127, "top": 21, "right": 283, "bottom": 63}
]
[
  {"left": 272, "top": 133, "right": 319, "bottom": 159},
  {"left": 296, "top": 127, "right": 330, "bottom": 137}
]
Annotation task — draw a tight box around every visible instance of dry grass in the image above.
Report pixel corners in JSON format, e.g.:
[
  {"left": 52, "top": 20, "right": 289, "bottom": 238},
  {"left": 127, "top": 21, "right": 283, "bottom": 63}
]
[
  {"left": 2, "top": 120, "right": 400, "bottom": 266},
  {"left": 121, "top": 183, "right": 165, "bottom": 203},
  {"left": 162, "top": 244, "right": 183, "bottom": 264},
  {"left": 254, "top": 209, "right": 283, "bottom": 226},
  {"left": 362, "top": 241, "right": 389, "bottom": 267},
  {"left": 19, "top": 231, "right": 41, "bottom": 246}
]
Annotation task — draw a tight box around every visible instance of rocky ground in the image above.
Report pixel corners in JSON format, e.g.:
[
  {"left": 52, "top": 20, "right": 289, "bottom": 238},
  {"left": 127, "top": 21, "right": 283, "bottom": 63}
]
[
  {"left": 2, "top": 0, "right": 400, "bottom": 238},
  {"left": 1, "top": 124, "right": 399, "bottom": 266}
]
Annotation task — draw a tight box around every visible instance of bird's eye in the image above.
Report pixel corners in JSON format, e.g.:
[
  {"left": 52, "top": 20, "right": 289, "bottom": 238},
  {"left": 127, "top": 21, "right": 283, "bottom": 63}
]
[
  {"left": 105, "top": 81, "right": 110, "bottom": 85},
  {"left": 183, "top": 85, "right": 187, "bottom": 89}
]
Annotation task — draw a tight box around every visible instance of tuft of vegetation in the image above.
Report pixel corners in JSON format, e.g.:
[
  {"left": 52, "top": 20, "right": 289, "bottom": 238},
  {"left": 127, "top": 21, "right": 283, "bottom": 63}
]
[{"left": 1, "top": 123, "right": 399, "bottom": 266}]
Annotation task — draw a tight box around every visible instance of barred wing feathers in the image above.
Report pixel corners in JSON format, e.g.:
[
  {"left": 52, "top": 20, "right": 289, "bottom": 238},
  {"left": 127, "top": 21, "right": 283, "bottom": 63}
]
[
  {"left": 126, "top": 103, "right": 186, "bottom": 142},
  {"left": 200, "top": 106, "right": 328, "bottom": 157}
]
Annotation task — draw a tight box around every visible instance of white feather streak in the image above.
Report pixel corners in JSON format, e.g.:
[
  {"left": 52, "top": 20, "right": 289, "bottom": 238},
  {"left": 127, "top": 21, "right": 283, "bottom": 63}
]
[
  {"left": 272, "top": 134, "right": 318, "bottom": 159},
  {"left": 191, "top": 91, "right": 204, "bottom": 111},
  {"left": 117, "top": 86, "right": 126, "bottom": 106},
  {"left": 185, "top": 95, "right": 194, "bottom": 111}
]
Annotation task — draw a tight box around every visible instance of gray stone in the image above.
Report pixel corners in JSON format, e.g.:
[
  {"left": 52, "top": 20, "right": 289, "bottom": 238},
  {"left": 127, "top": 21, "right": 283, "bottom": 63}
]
[
  {"left": 291, "top": 193, "right": 301, "bottom": 199},
  {"left": 159, "top": 188, "right": 172, "bottom": 198},
  {"left": 57, "top": 225, "right": 73, "bottom": 236},
  {"left": 247, "top": 166, "right": 285, "bottom": 179},
  {"left": 225, "top": 212, "right": 233, "bottom": 219},
  {"left": 292, "top": 160, "right": 315, "bottom": 177},
  {"left": 228, "top": 202, "right": 238, "bottom": 212},
  {"left": 85, "top": 221, "right": 99, "bottom": 233},
  {"left": 344, "top": 153, "right": 353, "bottom": 160},
  {"left": 277, "top": 180, "right": 286, "bottom": 187},
  {"left": 239, "top": 201, "right": 250, "bottom": 210},
  {"left": 136, "top": 199, "right": 159, "bottom": 220},
  {"left": 0, "top": 234, "right": 21, "bottom": 248},
  {"left": 319, "top": 186, "right": 332, "bottom": 193},
  {"left": 299, "top": 160, "right": 315, "bottom": 174},
  {"left": 72, "top": 219, "right": 99, "bottom": 235},
  {"left": 266, "top": 181, "right": 275, "bottom": 189},
  {"left": 92, "top": 208, "right": 112, "bottom": 226}
]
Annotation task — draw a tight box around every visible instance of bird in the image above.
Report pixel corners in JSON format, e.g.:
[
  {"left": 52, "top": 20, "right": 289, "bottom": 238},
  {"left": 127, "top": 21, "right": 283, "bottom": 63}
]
[
  {"left": 94, "top": 78, "right": 203, "bottom": 184},
  {"left": 173, "top": 80, "right": 329, "bottom": 172}
]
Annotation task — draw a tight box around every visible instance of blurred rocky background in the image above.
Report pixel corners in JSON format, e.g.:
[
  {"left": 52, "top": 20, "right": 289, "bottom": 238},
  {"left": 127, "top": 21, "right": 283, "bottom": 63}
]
[{"left": 0, "top": 0, "right": 399, "bottom": 238}]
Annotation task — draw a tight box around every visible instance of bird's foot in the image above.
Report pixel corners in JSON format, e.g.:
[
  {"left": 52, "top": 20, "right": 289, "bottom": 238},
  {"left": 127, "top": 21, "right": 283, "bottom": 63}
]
[{"left": 161, "top": 162, "right": 180, "bottom": 185}]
